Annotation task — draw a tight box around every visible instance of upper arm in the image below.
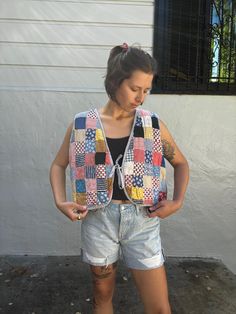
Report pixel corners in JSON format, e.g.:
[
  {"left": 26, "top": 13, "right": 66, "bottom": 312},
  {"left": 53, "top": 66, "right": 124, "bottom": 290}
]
[
  {"left": 52, "top": 122, "right": 73, "bottom": 168},
  {"left": 159, "top": 119, "right": 187, "bottom": 167}
]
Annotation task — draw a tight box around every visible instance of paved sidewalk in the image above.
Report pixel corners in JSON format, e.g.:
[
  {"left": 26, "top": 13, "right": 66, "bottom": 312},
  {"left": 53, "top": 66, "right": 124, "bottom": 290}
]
[{"left": 0, "top": 256, "right": 236, "bottom": 314}]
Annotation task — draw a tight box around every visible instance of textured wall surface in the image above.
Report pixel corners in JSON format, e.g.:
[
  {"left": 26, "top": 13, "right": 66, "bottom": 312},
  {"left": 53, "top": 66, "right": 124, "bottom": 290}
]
[{"left": 0, "top": 0, "right": 235, "bottom": 274}]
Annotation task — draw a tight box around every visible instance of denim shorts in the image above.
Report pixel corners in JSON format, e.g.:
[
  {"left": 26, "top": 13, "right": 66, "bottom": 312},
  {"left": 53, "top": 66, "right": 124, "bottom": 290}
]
[{"left": 81, "top": 202, "right": 165, "bottom": 270}]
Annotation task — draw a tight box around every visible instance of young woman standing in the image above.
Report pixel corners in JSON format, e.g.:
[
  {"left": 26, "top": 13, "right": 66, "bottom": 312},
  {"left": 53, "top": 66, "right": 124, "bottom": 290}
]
[{"left": 50, "top": 43, "right": 189, "bottom": 314}]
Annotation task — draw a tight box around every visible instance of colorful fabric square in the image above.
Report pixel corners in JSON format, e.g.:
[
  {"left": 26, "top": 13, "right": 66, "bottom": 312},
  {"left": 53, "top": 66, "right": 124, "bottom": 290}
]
[
  {"left": 143, "top": 175, "right": 152, "bottom": 188},
  {"left": 86, "top": 179, "right": 96, "bottom": 192},
  {"left": 85, "top": 139, "right": 95, "bottom": 153},
  {"left": 133, "top": 137, "right": 145, "bottom": 150},
  {"left": 131, "top": 187, "right": 144, "bottom": 200},
  {"left": 134, "top": 163, "right": 144, "bottom": 176},
  {"left": 153, "top": 166, "right": 160, "bottom": 177},
  {"left": 76, "top": 167, "right": 85, "bottom": 179},
  {"left": 151, "top": 116, "right": 159, "bottom": 129},
  {"left": 144, "top": 138, "right": 153, "bottom": 151},
  {"left": 76, "top": 192, "right": 86, "bottom": 205},
  {"left": 134, "top": 126, "right": 144, "bottom": 137},
  {"left": 123, "top": 161, "right": 133, "bottom": 175},
  {"left": 87, "top": 192, "right": 97, "bottom": 206},
  {"left": 136, "top": 116, "right": 142, "bottom": 126},
  {"left": 153, "top": 189, "right": 159, "bottom": 203},
  {"left": 144, "top": 127, "right": 153, "bottom": 139},
  {"left": 95, "top": 152, "right": 106, "bottom": 165},
  {"left": 133, "top": 175, "right": 143, "bottom": 187},
  {"left": 86, "top": 128, "right": 96, "bottom": 140},
  {"left": 85, "top": 153, "right": 95, "bottom": 165},
  {"left": 153, "top": 129, "right": 161, "bottom": 152},
  {"left": 75, "top": 141, "right": 85, "bottom": 154},
  {"left": 86, "top": 117, "right": 97, "bottom": 129},
  {"left": 74, "top": 130, "right": 86, "bottom": 142},
  {"left": 153, "top": 152, "right": 162, "bottom": 166},
  {"left": 96, "top": 140, "right": 106, "bottom": 152},
  {"left": 76, "top": 154, "right": 85, "bottom": 167},
  {"left": 96, "top": 164, "right": 106, "bottom": 178},
  {"left": 125, "top": 149, "right": 134, "bottom": 162},
  {"left": 144, "top": 188, "right": 153, "bottom": 204},
  {"left": 105, "top": 153, "right": 112, "bottom": 165},
  {"left": 142, "top": 116, "right": 152, "bottom": 127},
  {"left": 75, "top": 117, "right": 86, "bottom": 129},
  {"left": 124, "top": 175, "right": 133, "bottom": 187},
  {"left": 76, "top": 179, "right": 86, "bottom": 193},
  {"left": 97, "top": 191, "right": 109, "bottom": 204},
  {"left": 97, "top": 178, "right": 107, "bottom": 191},
  {"left": 96, "top": 129, "right": 104, "bottom": 141},
  {"left": 134, "top": 149, "right": 145, "bottom": 163},
  {"left": 145, "top": 150, "right": 152, "bottom": 163},
  {"left": 144, "top": 164, "right": 153, "bottom": 176},
  {"left": 85, "top": 166, "right": 96, "bottom": 178}
]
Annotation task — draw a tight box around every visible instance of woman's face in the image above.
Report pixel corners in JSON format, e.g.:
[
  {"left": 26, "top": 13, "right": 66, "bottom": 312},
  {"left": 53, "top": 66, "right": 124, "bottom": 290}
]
[{"left": 114, "top": 70, "right": 153, "bottom": 112}]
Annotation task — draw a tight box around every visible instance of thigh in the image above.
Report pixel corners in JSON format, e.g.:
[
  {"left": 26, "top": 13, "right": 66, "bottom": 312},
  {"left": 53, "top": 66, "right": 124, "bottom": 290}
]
[{"left": 130, "top": 265, "right": 171, "bottom": 313}]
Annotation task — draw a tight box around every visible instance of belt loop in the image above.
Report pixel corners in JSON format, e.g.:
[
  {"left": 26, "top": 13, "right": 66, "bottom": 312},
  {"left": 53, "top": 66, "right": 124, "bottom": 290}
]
[{"left": 135, "top": 204, "right": 139, "bottom": 215}]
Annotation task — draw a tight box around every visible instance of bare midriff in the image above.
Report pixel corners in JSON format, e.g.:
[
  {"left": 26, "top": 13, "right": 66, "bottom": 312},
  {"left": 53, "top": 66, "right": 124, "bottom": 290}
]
[{"left": 111, "top": 200, "right": 132, "bottom": 204}]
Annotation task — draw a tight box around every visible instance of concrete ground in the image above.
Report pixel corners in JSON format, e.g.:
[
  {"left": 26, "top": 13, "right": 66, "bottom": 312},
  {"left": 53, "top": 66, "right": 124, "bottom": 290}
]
[{"left": 0, "top": 256, "right": 235, "bottom": 314}]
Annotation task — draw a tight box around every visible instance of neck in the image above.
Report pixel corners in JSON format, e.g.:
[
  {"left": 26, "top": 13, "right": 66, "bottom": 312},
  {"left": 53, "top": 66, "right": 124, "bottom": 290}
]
[{"left": 100, "top": 100, "right": 136, "bottom": 120}]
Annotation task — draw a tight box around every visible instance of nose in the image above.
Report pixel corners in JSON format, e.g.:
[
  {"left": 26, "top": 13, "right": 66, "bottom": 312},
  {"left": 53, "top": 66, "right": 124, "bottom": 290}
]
[{"left": 136, "top": 91, "right": 145, "bottom": 104}]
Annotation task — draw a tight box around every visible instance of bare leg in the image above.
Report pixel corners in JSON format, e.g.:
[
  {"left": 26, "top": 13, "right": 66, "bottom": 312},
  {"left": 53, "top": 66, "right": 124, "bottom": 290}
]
[
  {"left": 90, "top": 262, "right": 117, "bottom": 314},
  {"left": 130, "top": 265, "right": 171, "bottom": 314}
]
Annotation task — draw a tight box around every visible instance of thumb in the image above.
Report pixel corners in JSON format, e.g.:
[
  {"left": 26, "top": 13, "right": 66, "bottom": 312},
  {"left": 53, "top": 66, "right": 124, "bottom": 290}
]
[{"left": 72, "top": 203, "right": 87, "bottom": 212}]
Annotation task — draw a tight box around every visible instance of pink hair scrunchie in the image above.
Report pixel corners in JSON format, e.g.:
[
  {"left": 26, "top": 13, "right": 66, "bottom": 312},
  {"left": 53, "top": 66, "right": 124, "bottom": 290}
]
[{"left": 121, "top": 42, "right": 129, "bottom": 51}]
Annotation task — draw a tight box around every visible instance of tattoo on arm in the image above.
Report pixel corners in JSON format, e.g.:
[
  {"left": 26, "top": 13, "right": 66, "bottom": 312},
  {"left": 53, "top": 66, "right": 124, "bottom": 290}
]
[{"left": 162, "top": 139, "right": 175, "bottom": 162}]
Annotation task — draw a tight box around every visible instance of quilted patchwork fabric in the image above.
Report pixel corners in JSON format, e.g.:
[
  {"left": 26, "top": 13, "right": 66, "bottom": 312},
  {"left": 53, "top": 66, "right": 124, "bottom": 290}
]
[{"left": 69, "top": 108, "right": 167, "bottom": 209}]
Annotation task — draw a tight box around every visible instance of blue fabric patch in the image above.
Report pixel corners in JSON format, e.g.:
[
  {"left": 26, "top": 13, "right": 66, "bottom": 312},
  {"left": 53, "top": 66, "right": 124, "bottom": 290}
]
[
  {"left": 144, "top": 164, "right": 153, "bottom": 176},
  {"left": 76, "top": 154, "right": 85, "bottom": 167},
  {"left": 133, "top": 175, "right": 143, "bottom": 187},
  {"left": 85, "top": 166, "right": 96, "bottom": 178},
  {"left": 85, "top": 140, "right": 96, "bottom": 153},
  {"left": 136, "top": 116, "right": 142, "bottom": 127},
  {"left": 75, "top": 117, "right": 86, "bottom": 129},
  {"left": 76, "top": 179, "right": 86, "bottom": 193},
  {"left": 97, "top": 178, "right": 107, "bottom": 191},
  {"left": 161, "top": 156, "right": 166, "bottom": 167},
  {"left": 86, "top": 128, "right": 96, "bottom": 140},
  {"left": 153, "top": 189, "right": 159, "bottom": 203},
  {"left": 97, "top": 191, "right": 109, "bottom": 204},
  {"left": 145, "top": 150, "right": 152, "bottom": 163},
  {"left": 153, "top": 166, "right": 160, "bottom": 176}
]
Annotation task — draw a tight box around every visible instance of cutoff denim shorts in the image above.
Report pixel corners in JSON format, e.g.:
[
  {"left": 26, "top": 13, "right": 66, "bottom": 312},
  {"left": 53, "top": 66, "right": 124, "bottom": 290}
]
[{"left": 81, "top": 202, "right": 165, "bottom": 270}]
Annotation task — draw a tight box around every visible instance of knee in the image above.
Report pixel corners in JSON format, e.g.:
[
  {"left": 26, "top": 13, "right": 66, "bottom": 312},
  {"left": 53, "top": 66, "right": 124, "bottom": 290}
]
[{"left": 91, "top": 264, "right": 116, "bottom": 303}]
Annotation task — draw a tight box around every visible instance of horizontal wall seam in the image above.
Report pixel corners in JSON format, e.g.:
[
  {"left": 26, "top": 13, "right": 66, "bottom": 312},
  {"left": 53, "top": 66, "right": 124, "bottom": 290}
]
[
  {"left": 0, "top": 19, "right": 152, "bottom": 27},
  {"left": 0, "top": 64, "right": 106, "bottom": 70},
  {"left": 0, "top": 86, "right": 106, "bottom": 93},
  {"left": 0, "top": 42, "right": 151, "bottom": 49},
  {"left": 29, "top": 0, "right": 153, "bottom": 6}
]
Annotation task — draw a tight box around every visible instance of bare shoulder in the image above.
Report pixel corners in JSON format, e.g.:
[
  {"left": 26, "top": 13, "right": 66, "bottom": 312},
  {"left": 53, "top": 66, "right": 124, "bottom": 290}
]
[{"left": 159, "top": 119, "right": 187, "bottom": 166}]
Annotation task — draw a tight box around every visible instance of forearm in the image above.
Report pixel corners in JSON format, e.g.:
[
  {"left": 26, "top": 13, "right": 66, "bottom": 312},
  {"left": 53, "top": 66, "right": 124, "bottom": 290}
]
[
  {"left": 172, "top": 162, "right": 189, "bottom": 206},
  {"left": 50, "top": 163, "right": 67, "bottom": 208}
]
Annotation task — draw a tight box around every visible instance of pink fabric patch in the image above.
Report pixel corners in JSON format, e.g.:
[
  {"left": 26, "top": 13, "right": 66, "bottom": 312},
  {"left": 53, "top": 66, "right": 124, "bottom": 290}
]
[
  {"left": 85, "top": 153, "right": 95, "bottom": 165},
  {"left": 153, "top": 152, "right": 162, "bottom": 166},
  {"left": 134, "top": 149, "right": 145, "bottom": 162}
]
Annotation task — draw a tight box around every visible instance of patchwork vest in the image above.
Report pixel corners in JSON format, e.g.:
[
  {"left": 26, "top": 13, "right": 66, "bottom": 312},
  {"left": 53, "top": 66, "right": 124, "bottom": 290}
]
[{"left": 69, "top": 108, "right": 167, "bottom": 210}]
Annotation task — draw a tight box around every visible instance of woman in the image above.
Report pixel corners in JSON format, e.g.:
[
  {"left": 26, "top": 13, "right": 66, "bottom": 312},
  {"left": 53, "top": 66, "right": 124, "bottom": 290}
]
[{"left": 50, "top": 43, "right": 189, "bottom": 314}]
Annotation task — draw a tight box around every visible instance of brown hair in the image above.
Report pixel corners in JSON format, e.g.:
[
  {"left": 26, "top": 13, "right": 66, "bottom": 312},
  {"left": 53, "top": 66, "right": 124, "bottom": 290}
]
[{"left": 104, "top": 43, "right": 157, "bottom": 101}]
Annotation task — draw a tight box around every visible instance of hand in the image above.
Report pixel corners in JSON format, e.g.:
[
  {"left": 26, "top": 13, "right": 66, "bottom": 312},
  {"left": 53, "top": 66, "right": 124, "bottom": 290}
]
[
  {"left": 56, "top": 201, "right": 88, "bottom": 222},
  {"left": 147, "top": 200, "right": 182, "bottom": 219}
]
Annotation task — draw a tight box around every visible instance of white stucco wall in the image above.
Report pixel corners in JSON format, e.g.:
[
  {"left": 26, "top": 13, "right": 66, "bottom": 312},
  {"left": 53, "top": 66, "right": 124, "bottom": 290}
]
[{"left": 0, "top": 0, "right": 235, "bottom": 274}]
